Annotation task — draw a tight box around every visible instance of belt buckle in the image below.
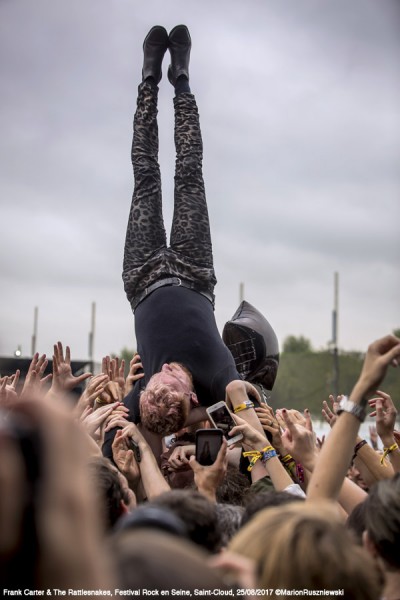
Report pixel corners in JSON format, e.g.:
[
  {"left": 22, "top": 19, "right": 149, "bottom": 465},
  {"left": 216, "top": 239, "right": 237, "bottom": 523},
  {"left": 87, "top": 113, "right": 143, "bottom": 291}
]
[{"left": 175, "top": 277, "right": 182, "bottom": 286}]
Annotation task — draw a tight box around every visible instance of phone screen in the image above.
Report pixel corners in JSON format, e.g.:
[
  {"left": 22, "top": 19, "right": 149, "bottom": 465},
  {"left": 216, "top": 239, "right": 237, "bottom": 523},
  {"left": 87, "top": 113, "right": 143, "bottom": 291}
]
[
  {"left": 196, "top": 430, "right": 223, "bottom": 465},
  {"left": 208, "top": 404, "right": 237, "bottom": 437}
]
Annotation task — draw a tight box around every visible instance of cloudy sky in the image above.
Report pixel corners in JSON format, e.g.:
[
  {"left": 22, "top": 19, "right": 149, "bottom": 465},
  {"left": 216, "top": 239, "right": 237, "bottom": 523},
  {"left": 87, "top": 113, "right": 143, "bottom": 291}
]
[{"left": 1, "top": 0, "right": 399, "bottom": 364}]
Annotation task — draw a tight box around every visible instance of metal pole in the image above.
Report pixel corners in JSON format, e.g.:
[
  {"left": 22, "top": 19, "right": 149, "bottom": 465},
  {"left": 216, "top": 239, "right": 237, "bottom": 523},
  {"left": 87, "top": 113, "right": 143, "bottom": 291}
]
[
  {"left": 239, "top": 282, "right": 244, "bottom": 304},
  {"left": 88, "top": 302, "right": 96, "bottom": 360},
  {"left": 31, "top": 306, "right": 38, "bottom": 356},
  {"left": 332, "top": 272, "right": 339, "bottom": 397}
]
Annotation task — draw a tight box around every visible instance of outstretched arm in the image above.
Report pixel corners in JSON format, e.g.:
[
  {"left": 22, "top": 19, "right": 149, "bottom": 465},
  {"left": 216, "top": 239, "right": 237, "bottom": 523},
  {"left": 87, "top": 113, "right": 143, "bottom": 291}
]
[{"left": 307, "top": 334, "right": 400, "bottom": 502}]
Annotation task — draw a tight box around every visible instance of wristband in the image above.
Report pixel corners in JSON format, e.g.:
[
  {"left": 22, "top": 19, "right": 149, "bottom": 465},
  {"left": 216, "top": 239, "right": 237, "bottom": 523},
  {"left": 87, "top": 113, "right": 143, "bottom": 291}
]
[
  {"left": 243, "top": 445, "right": 274, "bottom": 472},
  {"left": 261, "top": 448, "right": 278, "bottom": 463},
  {"left": 380, "top": 443, "right": 399, "bottom": 465},
  {"left": 234, "top": 400, "right": 254, "bottom": 414},
  {"left": 280, "top": 453, "right": 295, "bottom": 465},
  {"left": 352, "top": 439, "right": 368, "bottom": 463}
]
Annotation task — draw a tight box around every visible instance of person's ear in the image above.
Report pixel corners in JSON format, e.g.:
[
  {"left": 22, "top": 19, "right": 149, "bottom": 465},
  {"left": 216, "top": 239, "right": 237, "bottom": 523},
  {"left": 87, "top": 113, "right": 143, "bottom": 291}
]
[
  {"left": 363, "top": 530, "right": 378, "bottom": 558},
  {"left": 190, "top": 391, "right": 199, "bottom": 407}
]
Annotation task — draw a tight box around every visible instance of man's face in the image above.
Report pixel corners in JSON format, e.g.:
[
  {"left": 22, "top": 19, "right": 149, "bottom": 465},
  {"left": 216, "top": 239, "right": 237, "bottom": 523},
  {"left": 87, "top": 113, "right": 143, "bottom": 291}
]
[{"left": 147, "top": 362, "right": 193, "bottom": 395}]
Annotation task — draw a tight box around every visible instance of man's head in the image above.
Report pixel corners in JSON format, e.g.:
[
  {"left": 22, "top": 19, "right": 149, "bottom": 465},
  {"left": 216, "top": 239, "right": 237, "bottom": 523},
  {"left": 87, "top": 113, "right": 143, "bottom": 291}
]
[{"left": 140, "top": 363, "right": 196, "bottom": 435}]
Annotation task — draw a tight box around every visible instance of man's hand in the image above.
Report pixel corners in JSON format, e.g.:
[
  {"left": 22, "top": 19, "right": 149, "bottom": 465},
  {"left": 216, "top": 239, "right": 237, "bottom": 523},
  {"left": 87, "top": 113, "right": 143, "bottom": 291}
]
[
  {"left": 355, "top": 334, "right": 400, "bottom": 397},
  {"left": 168, "top": 444, "right": 195, "bottom": 471},
  {"left": 189, "top": 438, "right": 228, "bottom": 502},
  {"left": 74, "top": 374, "right": 110, "bottom": 417},
  {"left": 51, "top": 342, "right": 92, "bottom": 393},
  {"left": 227, "top": 414, "right": 266, "bottom": 451},
  {"left": 369, "top": 390, "right": 398, "bottom": 447},
  {"left": 79, "top": 401, "right": 120, "bottom": 441},
  {"left": 112, "top": 429, "right": 141, "bottom": 489},
  {"left": 21, "top": 353, "right": 52, "bottom": 398},
  {"left": 280, "top": 408, "right": 317, "bottom": 471},
  {"left": 321, "top": 394, "right": 342, "bottom": 428},
  {"left": 125, "top": 354, "right": 145, "bottom": 396}
]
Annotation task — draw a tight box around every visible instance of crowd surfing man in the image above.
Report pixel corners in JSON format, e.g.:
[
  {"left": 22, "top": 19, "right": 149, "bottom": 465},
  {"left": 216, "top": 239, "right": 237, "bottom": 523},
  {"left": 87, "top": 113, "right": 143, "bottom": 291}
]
[{"left": 105, "top": 25, "right": 264, "bottom": 456}]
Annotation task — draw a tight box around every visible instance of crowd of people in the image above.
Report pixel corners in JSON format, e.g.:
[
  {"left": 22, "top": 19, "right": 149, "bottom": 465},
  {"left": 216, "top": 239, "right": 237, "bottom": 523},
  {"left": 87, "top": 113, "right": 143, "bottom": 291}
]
[{"left": 1, "top": 24, "right": 400, "bottom": 600}]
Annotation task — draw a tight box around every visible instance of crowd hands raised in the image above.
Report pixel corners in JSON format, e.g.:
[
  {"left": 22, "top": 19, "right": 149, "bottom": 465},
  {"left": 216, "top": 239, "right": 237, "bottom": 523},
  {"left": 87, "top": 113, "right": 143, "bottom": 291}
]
[{"left": 1, "top": 335, "right": 400, "bottom": 599}]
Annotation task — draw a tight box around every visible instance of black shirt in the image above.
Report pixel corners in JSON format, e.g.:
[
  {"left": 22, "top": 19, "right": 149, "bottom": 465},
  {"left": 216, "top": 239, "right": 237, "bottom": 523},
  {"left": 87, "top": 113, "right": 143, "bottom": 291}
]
[{"left": 103, "top": 285, "right": 239, "bottom": 458}]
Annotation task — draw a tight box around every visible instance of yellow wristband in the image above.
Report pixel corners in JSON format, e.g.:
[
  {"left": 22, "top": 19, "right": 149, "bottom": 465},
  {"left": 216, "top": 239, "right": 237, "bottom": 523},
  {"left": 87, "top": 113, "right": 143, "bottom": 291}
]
[
  {"left": 280, "top": 453, "right": 295, "bottom": 464},
  {"left": 243, "top": 445, "right": 274, "bottom": 471},
  {"left": 380, "top": 442, "right": 399, "bottom": 465},
  {"left": 234, "top": 400, "right": 255, "bottom": 414}
]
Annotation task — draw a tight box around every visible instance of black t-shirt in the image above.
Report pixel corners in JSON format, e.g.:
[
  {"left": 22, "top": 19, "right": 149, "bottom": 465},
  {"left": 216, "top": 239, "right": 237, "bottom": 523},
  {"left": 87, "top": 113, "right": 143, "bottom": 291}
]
[
  {"left": 134, "top": 285, "right": 239, "bottom": 406},
  {"left": 103, "top": 286, "right": 240, "bottom": 459}
]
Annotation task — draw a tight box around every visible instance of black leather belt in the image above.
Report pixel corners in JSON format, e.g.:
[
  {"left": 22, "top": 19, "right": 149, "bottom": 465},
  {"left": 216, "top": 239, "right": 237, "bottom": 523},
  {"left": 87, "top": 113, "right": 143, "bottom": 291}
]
[{"left": 131, "top": 277, "right": 214, "bottom": 311}]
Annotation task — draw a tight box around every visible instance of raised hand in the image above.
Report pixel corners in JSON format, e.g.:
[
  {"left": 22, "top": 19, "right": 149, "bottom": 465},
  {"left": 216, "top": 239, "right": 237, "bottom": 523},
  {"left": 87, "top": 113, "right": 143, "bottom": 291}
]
[
  {"left": 321, "top": 394, "right": 343, "bottom": 428},
  {"left": 369, "top": 390, "right": 398, "bottom": 446},
  {"left": 112, "top": 429, "right": 141, "bottom": 489},
  {"left": 0, "top": 371, "right": 20, "bottom": 404},
  {"left": 356, "top": 334, "right": 400, "bottom": 396},
  {"left": 255, "top": 404, "right": 286, "bottom": 455},
  {"left": 75, "top": 373, "right": 110, "bottom": 417},
  {"left": 80, "top": 401, "right": 121, "bottom": 441},
  {"left": 51, "top": 342, "right": 92, "bottom": 393},
  {"left": 280, "top": 408, "right": 317, "bottom": 471},
  {"left": 125, "top": 353, "right": 145, "bottom": 396},
  {"left": 189, "top": 438, "right": 228, "bottom": 501},
  {"left": 20, "top": 353, "right": 52, "bottom": 398}
]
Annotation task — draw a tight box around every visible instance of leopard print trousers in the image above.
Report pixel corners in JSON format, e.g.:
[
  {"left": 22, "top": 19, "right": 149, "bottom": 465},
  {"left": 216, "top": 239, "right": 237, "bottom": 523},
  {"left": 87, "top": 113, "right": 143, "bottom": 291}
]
[{"left": 122, "top": 81, "right": 217, "bottom": 309}]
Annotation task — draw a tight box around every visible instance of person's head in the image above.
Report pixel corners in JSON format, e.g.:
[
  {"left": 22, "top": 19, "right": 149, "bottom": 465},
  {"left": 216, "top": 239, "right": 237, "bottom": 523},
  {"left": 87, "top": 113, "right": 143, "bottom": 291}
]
[
  {"left": 241, "top": 489, "right": 304, "bottom": 527},
  {"left": 215, "top": 503, "right": 244, "bottom": 550},
  {"left": 347, "top": 463, "right": 369, "bottom": 491},
  {"left": 109, "top": 529, "right": 231, "bottom": 593},
  {"left": 346, "top": 500, "right": 368, "bottom": 546},
  {"left": 88, "top": 457, "right": 135, "bottom": 530},
  {"left": 216, "top": 464, "right": 251, "bottom": 506},
  {"left": 140, "top": 363, "right": 195, "bottom": 435},
  {"left": 229, "top": 501, "right": 382, "bottom": 598},
  {"left": 363, "top": 473, "right": 400, "bottom": 571},
  {"left": 149, "top": 489, "right": 221, "bottom": 553}
]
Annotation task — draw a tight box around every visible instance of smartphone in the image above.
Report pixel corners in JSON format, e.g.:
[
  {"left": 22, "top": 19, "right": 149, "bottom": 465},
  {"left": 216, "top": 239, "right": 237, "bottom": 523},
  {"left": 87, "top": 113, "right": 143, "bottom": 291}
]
[
  {"left": 195, "top": 428, "right": 224, "bottom": 465},
  {"left": 206, "top": 401, "right": 243, "bottom": 446},
  {"left": 127, "top": 437, "right": 141, "bottom": 463}
]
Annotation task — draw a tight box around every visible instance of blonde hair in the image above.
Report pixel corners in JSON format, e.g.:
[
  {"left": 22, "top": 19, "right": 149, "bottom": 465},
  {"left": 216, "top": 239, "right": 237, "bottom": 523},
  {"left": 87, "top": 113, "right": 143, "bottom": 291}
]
[{"left": 229, "top": 501, "right": 382, "bottom": 599}]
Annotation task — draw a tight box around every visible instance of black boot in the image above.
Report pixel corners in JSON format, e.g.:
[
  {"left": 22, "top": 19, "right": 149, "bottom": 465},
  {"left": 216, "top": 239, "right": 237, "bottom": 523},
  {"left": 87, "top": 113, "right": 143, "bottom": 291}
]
[
  {"left": 142, "top": 25, "right": 169, "bottom": 84},
  {"left": 167, "top": 25, "right": 191, "bottom": 86}
]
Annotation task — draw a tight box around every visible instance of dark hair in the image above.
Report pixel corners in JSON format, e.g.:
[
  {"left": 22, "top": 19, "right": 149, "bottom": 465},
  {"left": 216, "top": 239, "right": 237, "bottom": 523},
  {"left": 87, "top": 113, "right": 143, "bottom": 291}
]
[
  {"left": 150, "top": 490, "right": 221, "bottom": 553},
  {"left": 216, "top": 464, "right": 251, "bottom": 506},
  {"left": 88, "top": 457, "right": 129, "bottom": 530},
  {"left": 346, "top": 501, "right": 367, "bottom": 546},
  {"left": 215, "top": 503, "right": 244, "bottom": 549},
  {"left": 109, "top": 529, "right": 231, "bottom": 593},
  {"left": 242, "top": 489, "right": 304, "bottom": 527},
  {"left": 364, "top": 473, "right": 400, "bottom": 569}
]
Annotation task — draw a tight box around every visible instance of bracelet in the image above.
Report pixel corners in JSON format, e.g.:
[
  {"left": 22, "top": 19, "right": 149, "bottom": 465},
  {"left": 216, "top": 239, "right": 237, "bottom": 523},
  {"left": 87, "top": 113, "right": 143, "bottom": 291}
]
[
  {"left": 243, "top": 445, "right": 275, "bottom": 472},
  {"left": 261, "top": 448, "right": 277, "bottom": 463},
  {"left": 380, "top": 443, "right": 399, "bottom": 465},
  {"left": 95, "top": 396, "right": 108, "bottom": 406},
  {"left": 296, "top": 462, "right": 305, "bottom": 484},
  {"left": 280, "top": 453, "right": 295, "bottom": 465},
  {"left": 234, "top": 400, "right": 254, "bottom": 414},
  {"left": 352, "top": 439, "right": 368, "bottom": 463}
]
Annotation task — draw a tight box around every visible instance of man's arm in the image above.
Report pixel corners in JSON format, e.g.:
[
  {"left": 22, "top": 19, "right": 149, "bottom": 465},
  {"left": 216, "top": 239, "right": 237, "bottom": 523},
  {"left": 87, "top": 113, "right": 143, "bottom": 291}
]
[{"left": 225, "top": 380, "right": 266, "bottom": 437}]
